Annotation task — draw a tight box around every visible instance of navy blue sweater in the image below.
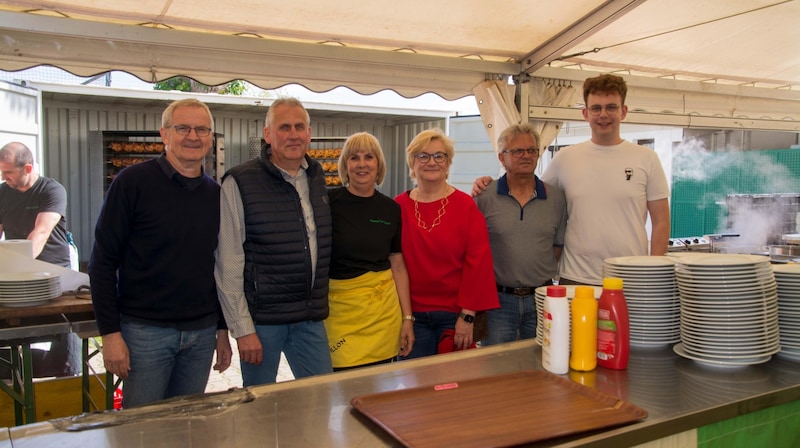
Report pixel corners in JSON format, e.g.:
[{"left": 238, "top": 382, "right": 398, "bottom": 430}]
[{"left": 89, "top": 156, "right": 222, "bottom": 335}]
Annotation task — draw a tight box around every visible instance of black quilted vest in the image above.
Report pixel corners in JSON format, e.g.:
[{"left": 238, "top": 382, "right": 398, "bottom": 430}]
[{"left": 223, "top": 146, "right": 331, "bottom": 324}]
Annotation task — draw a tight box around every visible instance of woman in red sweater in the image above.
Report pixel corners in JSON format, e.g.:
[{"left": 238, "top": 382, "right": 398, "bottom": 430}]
[{"left": 395, "top": 129, "right": 499, "bottom": 358}]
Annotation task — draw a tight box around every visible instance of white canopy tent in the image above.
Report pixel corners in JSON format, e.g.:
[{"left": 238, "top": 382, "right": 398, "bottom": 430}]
[{"left": 0, "top": 0, "right": 798, "bottom": 133}]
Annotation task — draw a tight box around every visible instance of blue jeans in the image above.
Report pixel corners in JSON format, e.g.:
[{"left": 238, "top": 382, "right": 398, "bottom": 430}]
[
  {"left": 401, "top": 311, "right": 458, "bottom": 359},
  {"left": 120, "top": 319, "right": 217, "bottom": 408},
  {"left": 483, "top": 292, "right": 538, "bottom": 346},
  {"left": 241, "top": 320, "right": 332, "bottom": 387}
]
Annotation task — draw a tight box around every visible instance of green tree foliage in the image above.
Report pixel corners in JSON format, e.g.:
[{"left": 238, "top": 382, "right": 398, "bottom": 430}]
[{"left": 153, "top": 77, "right": 247, "bottom": 95}]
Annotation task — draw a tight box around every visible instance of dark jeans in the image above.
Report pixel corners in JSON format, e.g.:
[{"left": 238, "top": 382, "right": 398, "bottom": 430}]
[{"left": 401, "top": 311, "right": 458, "bottom": 360}]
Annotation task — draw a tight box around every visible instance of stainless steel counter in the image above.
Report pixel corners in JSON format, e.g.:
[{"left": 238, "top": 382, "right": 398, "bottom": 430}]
[{"left": 3, "top": 339, "right": 800, "bottom": 447}]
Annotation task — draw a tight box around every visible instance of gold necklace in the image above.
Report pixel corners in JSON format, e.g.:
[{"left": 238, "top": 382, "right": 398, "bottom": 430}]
[{"left": 414, "top": 195, "right": 449, "bottom": 232}]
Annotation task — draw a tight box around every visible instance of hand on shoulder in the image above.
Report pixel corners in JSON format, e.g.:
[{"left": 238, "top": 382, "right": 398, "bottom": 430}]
[{"left": 471, "top": 176, "right": 493, "bottom": 196}]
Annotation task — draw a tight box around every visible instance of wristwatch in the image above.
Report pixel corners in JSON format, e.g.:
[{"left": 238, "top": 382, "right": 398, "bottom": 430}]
[
  {"left": 458, "top": 312, "right": 475, "bottom": 323},
  {"left": 403, "top": 315, "right": 415, "bottom": 322}
]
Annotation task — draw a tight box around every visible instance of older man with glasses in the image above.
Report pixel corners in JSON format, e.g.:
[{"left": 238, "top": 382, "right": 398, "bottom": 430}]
[
  {"left": 473, "top": 123, "right": 567, "bottom": 345},
  {"left": 89, "top": 98, "right": 231, "bottom": 408}
]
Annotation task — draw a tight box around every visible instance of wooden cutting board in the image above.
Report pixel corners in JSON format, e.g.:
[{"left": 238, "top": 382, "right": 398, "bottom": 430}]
[{"left": 351, "top": 370, "right": 647, "bottom": 448}]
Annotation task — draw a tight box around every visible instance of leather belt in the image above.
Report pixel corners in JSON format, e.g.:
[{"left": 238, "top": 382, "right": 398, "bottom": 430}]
[{"left": 497, "top": 285, "right": 536, "bottom": 296}]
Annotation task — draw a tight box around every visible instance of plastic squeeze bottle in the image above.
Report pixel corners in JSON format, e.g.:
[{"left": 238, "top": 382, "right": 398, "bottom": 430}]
[
  {"left": 542, "top": 285, "right": 570, "bottom": 374},
  {"left": 597, "top": 277, "right": 630, "bottom": 370},
  {"left": 570, "top": 286, "right": 598, "bottom": 371}
]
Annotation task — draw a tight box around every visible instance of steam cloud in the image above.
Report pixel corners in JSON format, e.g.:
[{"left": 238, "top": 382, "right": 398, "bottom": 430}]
[{"left": 672, "top": 138, "right": 800, "bottom": 247}]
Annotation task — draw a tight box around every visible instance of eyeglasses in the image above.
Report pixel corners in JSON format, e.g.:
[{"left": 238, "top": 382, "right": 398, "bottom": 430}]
[
  {"left": 171, "top": 125, "right": 213, "bottom": 137},
  {"left": 414, "top": 152, "right": 448, "bottom": 164},
  {"left": 501, "top": 148, "right": 539, "bottom": 158},
  {"left": 586, "top": 104, "right": 621, "bottom": 115}
]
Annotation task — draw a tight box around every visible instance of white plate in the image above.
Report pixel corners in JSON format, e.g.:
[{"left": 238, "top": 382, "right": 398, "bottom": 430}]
[
  {"left": 673, "top": 342, "right": 772, "bottom": 367},
  {"left": 629, "top": 300, "right": 681, "bottom": 308},
  {"left": 681, "top": 288, "right": 778, "bottom": 298},
  {"left": 630, "top": 323, "right": 680, "bottom": 331},
  {"left": 681, "top": 332, "right": 780, "bottom": 344},
  {"left": 674, "top": 253, "right": 770, "bottom": 267},
  {"left": 619, "top": 281, "right": 678, "bottom": 289},
  {"left": 631, "top": 339, "right": 680, "bottom": 347},
  {"left": 680, "top": 319, "right": 779, "bottom": 332},
  {"left": 679, "top": 299, "right": 777, "bottom": 310},
  {"left": 681, "top": 329, "right": 780, "bottom": 344},
  {"left": 682, "top": 313, "right": 780, "bottom": 325},
  {"left": 773, "top": 264, "right": 800, "bottom": 275},
  {"left": 676, "top": 271, "right": 774, "bottom": 282},
  {"left": 0, "top": 271, "right": 57, "bottom": 282},
  {"left": 680, "top": 341, "right": 780, "bottom": 357},
  {"left": 604, "top": 255, "right": 676, "bottom": 267},
  {"left": 675, "top": 272, "right": 775, "bottom": 283}
]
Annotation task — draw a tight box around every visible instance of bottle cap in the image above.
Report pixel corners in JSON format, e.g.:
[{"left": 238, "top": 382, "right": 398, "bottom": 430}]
[
  {"left": 573, "top": 286, "right": 596, "bottom": 300},
  {"left": 546, "top": 285, "right": 567, "bottom": 297},
  {"left": 603, "top": 277, "right": 624, "bottom": 290}
]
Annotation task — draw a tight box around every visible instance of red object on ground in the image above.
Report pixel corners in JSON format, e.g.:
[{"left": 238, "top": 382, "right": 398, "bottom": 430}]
[{"left": 113, "top": 388, "right": 123, "bottom": 410}]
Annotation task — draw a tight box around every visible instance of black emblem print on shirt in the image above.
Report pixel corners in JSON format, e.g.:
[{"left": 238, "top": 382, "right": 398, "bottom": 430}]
[{"left": 625, "top": 168, "right": 633, "bottom": 181}]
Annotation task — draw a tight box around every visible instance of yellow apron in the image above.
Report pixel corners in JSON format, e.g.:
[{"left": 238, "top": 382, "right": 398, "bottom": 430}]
[{"left": 325, "top": 269, "right": 402, "bottom": 368}]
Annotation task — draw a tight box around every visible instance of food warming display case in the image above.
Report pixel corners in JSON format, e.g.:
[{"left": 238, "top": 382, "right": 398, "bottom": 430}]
[
  {"left": 89, "top": 131, "right": 225, "bottom": 193},
  {"left": 248, "top": 136, "right": 344, "bottom": 187}
]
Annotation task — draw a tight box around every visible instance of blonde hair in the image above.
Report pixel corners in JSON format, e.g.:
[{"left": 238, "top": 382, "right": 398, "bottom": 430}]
[
  {"left": 338, "top": 132, "right": 387, "bottom": 186},
  {"left": 405, "top": 128, "right": 454, "bottom": 183}
]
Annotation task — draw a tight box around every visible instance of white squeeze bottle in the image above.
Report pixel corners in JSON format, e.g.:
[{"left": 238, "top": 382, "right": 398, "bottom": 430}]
[{"left": 542, "top": 285, "right": 570, "bottom": 374}]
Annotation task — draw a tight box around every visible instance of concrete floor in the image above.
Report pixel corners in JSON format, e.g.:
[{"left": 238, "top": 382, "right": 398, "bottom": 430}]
[{"left": 205, "top": 334, "right": 295, "bottom": 392}]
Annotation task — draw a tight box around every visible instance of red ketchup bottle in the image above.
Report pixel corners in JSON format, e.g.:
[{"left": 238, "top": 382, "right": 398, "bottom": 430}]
[{"left": 596, "top": 277, "right": 630, "bottom": 370}]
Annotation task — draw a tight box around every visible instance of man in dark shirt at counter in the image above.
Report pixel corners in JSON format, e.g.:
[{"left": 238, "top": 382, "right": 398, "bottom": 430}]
[
  {"left": 0, "top": 141, "right": 81, "bottom": 377},
  {"left": 88, "top": 98, "right": 231, "bottom": 408},
  {"left": 0, "top": 141, "right": 71, "bottom": 266}
]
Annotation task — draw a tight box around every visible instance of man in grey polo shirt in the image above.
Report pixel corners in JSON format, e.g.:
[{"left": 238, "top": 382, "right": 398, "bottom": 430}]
[{"left": 474, "top": 123, "right": 567, "bottom": 345}]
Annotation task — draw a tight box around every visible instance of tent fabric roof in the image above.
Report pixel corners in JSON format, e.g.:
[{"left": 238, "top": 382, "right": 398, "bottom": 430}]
[{"left": 0, "top": 0, "right": 798, "bottom": 103}]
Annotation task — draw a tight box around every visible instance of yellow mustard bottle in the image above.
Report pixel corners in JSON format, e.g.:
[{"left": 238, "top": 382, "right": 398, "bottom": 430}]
[{"left": 570, "top": 285, "right": 598, "bottom": 371}]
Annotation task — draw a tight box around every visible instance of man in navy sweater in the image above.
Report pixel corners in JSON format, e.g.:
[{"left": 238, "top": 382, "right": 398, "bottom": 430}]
[{"left": 89, "top": 99, "right": 231, "bottom": 408}]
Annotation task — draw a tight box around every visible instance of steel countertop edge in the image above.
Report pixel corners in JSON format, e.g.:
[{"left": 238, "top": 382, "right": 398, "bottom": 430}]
[{"left": 3, "top": 339, "right": 800, "bottom": 447}]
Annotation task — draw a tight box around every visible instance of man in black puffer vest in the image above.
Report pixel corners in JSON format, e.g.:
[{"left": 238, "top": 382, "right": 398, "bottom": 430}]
[{"left": 215, "top": 97, "right": 333, "bottom": 386}]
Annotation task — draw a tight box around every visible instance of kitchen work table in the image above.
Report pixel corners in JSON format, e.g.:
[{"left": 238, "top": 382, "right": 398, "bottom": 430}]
[
  {"left": 0, "top": 294, "right": 110, "bottom": 426},
  {"left": 3, "top": 339, "right": 800, "bottom": 447}
]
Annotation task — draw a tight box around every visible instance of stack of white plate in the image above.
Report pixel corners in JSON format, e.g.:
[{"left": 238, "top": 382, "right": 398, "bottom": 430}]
[
  {"left": 673, "top": 253, "right": 779, "bottom": 367},
  {"left": 603, "top": 256, "right": 680, "bottom": 347},
  {"left": 534, "top": 285, "right": 602, "bottom": 345},
  {"left": 0, "top": 272, "right": 62, "bottom": 307},
  {"left": 771, "top": 264, "right": 800, "bottom": 361}
]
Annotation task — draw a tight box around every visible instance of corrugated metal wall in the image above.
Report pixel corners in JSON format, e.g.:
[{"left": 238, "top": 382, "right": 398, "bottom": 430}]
[{"left": 39, "top": 97, "right": 444, "bottom": 265}]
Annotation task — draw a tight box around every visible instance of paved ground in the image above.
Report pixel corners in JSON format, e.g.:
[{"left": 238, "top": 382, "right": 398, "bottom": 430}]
[{"left": 206, "top": 335, "right": 295, "bottom": 392}]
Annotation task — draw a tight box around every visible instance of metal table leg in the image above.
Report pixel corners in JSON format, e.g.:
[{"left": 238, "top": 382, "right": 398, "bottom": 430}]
[
  {"left": 0, "top": 344, "right": 36, "bottom": 425},
  {"left": 80, "top": 337, "right": 120, "bottom": 413}
]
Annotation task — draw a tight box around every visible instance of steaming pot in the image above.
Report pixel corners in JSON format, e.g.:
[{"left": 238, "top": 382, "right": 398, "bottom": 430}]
[{"left": 768, "top": 244, "right": 800, "bottom": 262}]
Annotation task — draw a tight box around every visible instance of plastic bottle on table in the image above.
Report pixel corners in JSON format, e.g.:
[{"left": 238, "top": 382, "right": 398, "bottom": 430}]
[
  {"left": 570, "top": 285, "right": 598, "bottom": 371},
  {"left": 597, "top": 277, "right": 630, "bottom": 370},
  {"left": 542, "top": 285, "right": 569, "bottom": 374}
]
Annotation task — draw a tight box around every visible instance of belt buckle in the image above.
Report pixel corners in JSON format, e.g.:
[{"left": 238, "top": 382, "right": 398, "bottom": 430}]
[{"left": 513, "top": 287, "right": 531, "bottom": 296}]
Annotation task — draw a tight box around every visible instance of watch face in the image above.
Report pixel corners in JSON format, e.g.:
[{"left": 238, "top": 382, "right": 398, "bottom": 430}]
[{"left": 461, "top": 313, "right": 475, "bottom": 323}]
